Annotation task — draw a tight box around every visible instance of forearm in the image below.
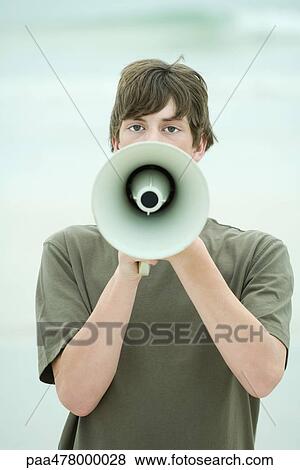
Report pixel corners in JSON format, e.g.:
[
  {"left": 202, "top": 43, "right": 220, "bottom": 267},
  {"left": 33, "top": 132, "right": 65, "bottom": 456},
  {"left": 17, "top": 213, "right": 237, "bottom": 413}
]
[
  {"left": 169, "top": 238, "right": 282, "bottom": 398},
  {"left": 56, "top": 267, "right": 140, "bottom": 416}
]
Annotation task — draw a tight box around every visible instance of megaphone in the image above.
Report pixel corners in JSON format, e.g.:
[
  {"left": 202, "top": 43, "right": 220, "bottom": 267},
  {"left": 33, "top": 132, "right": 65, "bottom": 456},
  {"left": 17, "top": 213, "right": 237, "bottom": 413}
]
[{"left": 91, "top": 141, "right": 209, "bottom": 276}]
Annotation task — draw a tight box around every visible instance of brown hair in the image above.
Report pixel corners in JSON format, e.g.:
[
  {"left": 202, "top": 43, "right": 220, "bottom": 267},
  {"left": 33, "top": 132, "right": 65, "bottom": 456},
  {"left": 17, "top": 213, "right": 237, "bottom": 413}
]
[{"left": 109, "top": 55, "right": 217, "bottom": 152}]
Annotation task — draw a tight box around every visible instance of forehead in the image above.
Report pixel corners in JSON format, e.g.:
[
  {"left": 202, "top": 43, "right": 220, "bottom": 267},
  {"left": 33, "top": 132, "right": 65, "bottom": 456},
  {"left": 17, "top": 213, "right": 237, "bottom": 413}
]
[{"left": 123, "top": 99, "right": 188, "bottom": 123}]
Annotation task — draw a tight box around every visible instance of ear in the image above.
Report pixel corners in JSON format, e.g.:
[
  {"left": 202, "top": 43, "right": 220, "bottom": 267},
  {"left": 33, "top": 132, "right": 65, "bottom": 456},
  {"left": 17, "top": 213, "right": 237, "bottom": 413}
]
[
  {"left": 192, "top": 135, "right": 207, "bottom": 162},
  {"left": 112, "top": 137, "right": 120, "bottom": 152}
]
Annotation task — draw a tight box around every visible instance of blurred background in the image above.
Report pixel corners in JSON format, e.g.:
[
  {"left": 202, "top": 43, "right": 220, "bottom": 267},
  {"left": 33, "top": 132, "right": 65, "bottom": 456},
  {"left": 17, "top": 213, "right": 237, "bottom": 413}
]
[{"left": 0, "top": 0, "right": 299, "bottom": 450}]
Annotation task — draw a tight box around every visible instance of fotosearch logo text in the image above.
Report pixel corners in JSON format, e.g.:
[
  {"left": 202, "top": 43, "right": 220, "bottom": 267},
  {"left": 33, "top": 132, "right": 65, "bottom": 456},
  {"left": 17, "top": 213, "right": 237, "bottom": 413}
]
[{"left": 37, "top": 321, "right": 265, "bottom": 347}]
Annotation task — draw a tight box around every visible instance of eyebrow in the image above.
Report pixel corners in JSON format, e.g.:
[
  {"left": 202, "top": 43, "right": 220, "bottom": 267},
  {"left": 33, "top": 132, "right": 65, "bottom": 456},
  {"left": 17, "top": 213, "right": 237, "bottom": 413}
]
[{"left": 127, "top": 115, "right": 184, "bottom": 123}]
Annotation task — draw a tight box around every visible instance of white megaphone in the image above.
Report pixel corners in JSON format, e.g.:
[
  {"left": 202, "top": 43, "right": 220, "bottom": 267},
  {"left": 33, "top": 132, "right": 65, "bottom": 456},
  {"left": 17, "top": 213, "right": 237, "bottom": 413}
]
[{"left": 91, "top": 141, "right": 209, "bottom": 276}]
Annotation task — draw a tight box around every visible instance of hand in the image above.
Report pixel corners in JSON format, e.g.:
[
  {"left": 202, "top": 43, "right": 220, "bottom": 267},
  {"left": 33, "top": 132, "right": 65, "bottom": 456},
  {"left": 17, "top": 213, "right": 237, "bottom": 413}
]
[
  {"left": 164, "top": 238, "right": 202, "bottom": 264},
  {"left": 116, "top": 251, "right": 158, "bottom": 283}
]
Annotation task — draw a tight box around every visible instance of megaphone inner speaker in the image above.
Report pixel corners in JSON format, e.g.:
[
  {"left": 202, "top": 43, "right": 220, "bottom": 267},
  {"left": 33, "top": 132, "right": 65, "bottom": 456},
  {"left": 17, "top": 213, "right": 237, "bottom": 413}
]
[
  {"left": 141, "top": 191, "right": 158, "bottom": 208},
  {"left": 125, "top": 164, "right": 175, "bottom": 216}
]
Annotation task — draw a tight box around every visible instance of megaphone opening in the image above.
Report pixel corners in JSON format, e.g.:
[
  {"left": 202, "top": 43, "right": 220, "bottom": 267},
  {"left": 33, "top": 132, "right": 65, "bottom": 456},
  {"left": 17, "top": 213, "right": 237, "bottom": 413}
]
[
  {"left": 91, "top": 141, "right": 209, "bottom": 260},
  {"left": 125, "top": 164, "right": 176, "bottom": 216}
]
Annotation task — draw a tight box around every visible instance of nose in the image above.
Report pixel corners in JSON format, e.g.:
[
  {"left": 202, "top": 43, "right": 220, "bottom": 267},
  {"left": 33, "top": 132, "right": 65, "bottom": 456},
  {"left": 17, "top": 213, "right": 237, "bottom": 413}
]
[{"left": 143, "top": 130, "right": 162, "bottom": 142}]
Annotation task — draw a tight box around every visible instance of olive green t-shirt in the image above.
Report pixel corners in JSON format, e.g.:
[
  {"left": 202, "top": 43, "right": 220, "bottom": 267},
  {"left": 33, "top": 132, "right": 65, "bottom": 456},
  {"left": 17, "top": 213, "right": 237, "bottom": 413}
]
[{"left": 35, "top": 217, "right": 294, "bottom": 450}]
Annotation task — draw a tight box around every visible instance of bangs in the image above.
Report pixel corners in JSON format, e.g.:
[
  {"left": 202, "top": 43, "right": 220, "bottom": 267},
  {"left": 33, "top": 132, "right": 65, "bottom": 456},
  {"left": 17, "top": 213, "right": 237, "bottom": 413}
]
[{"left": 121, "top": 71, "right": 191, "bottom": 122}]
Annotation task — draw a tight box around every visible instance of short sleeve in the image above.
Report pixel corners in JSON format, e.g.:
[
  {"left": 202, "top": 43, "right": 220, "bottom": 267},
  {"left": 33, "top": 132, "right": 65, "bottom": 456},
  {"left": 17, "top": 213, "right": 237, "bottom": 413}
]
[
  {"left": 240, "top": 238, "right": 294, "bottom": 370},
  {"left": 35, "top": 240, "right": 90, "bottom": 384}
]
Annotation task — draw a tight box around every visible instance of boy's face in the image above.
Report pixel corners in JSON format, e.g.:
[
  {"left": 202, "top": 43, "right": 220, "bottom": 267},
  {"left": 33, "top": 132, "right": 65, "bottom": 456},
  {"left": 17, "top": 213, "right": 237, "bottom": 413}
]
[{"left": 111, "top": 98, "right": 206, "bottom": 162}]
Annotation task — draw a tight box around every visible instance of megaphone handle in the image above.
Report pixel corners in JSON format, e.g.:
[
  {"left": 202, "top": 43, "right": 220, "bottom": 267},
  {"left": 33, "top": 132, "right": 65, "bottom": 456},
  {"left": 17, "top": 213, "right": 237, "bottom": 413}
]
[{"left": 138, "top": 261, "right": 151, "bottom": 276}]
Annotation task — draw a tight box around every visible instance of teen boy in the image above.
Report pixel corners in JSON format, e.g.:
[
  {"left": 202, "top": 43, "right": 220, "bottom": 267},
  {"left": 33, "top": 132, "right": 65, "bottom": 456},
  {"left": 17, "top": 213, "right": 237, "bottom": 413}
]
[{"left": 36, "top": 57, "right": 293, "bottom": 450}]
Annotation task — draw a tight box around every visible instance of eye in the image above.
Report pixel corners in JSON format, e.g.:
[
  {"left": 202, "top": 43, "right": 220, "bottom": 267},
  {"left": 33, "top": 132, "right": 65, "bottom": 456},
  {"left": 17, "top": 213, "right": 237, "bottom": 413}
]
[
  {"left": 164, "top": 126, "right": 180, "bottom": 134},
  {"left": 128, "top": 124, "right": 144, "bottom": 132}
]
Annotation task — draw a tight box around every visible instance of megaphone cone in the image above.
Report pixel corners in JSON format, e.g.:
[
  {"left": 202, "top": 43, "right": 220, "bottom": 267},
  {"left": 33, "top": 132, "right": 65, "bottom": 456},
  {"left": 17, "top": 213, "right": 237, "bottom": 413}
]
[{"left": 91, "top": 141, "right": 209, "bottom": 276}]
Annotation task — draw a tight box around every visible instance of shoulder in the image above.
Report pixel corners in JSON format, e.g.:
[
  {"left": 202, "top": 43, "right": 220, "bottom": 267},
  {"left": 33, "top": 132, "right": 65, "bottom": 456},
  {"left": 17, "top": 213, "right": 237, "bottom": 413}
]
[
  {"left": 204, "top": 217, "right": 286, "bottom": 253},
  {"left": 42, "top": 224, "right": 104, "bottom": 257},
  {"left": 203, "top": 217, "right": 292, "bottom": 278},
  {"left": 44, "top": 224, "right": 100, "bottom": 244},
  {"left": 203, "top": 217, "right": 293, "bottom": 291}
]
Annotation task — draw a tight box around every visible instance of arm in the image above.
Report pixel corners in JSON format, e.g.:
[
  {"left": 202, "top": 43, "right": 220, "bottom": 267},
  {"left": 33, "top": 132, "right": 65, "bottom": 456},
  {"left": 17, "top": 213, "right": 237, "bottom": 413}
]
[
  {"left": 53, "top": 267, "right": 140, "bottom": 417},
  {"left": 167, "top": 238, "right": 286, "bottom": 399}
]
